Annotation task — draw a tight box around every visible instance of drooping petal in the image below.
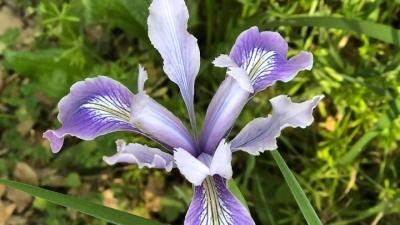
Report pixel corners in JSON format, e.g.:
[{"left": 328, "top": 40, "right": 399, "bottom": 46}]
[
  {"left": 43, "top": 76, "right": 137, "bottom": 153},
  {"left": 130, "top": 93, "right": 196, "bottom": 155},
  {"left": 231, "top": 95, "right": 324, "bottom": 155},
  {"left": 103, "top": 140, "right": 174, "bottom": 172},
  {"left": 148, "top": 0, "right": 200, "bottom": 132},
  {"left": 229, "top": 26, "right": 313, "bottom": 93},
  {"left": 200, "top": 77, "right": 250, "bottom": 154},
  {"left": 185, "top": 176, "right": 255, "bottom": 225}
]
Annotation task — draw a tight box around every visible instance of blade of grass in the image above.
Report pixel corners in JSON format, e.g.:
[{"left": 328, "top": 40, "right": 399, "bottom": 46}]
[
  {"left": 266, "top": 16, "right": 400, "bottom": 46},
  {"left": 228, "top": 179, "right": 249, "bottom": 210},
  {"left": 0, "top": 179, "right": 163, "bottom": 225},
  {"left": 271, "top": 150, "right": 322, "bottom": 225}
]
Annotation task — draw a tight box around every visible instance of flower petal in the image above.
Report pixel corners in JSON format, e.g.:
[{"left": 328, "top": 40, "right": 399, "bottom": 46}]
[
  {"left": 231, "top": 95, "right": 324, "bottom": 155},
  {"left": 174, "top": 148, "right": 209, "bottom": 186},
  {"left": 138, "top": 65, "right": 148, "bottom": 93},
  {"left": 148, "top": 0, "right": 200, "bottom": 131},
  {"left": 200, "top": 77, "right": 250, "bottom": 154},
  {"left": 103, "top": 140, "right": 174, "bottom": 172},
  {"left": 209, "top": 140, "right": 233, "bottom": 180},
  {"left": 130, "top": 93, "right": 196, "bottom": 154},
  {"left": 229, "top": 26, "right": 313, "bottom": 93},
  {"left": 185, "top": 176, "right": 255, "bottom": 225},
  {"left": 43, "top": 76, "right": 137, "bottom": 153}
]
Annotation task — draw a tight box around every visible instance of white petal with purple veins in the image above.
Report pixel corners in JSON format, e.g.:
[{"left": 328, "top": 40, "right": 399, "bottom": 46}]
[
  {"left": 148, "top": 0, "right": 200, "bottom": 131},
  {"left": 185, "top": 176, "right": 255, "bottom": 225},
  {"left": 231, "top": 95, "right": 324, "bottom": 155},
  {"left": 103, "top": 140, "right": 175, "bottom": 172}
]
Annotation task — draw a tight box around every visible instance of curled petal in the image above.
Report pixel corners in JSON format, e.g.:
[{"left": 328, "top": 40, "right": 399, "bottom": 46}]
[
  {"left": 137, "top": 65, "right": 148, "bottom": 93},
  {"left": 185, "top": 176, "right": 255, "bottom": 225},
  {"left": 103, "top": 140, "right": 174, "bottom": 172},
  {"left": 131, "top": 93, "right": 196, "bottom": 155},
  {"left": 213, "top": 54, "right": 238, "bottom": 68},
  {"left": 231, "top": 95, "right": 324, "bottom": 155},
  {"left": 175, "top": 140, "right": 232, "bottom": 186},
  {"left": 148, "top": 0, "right": 200, "bottom": 131},
  {"left": 200, "top": 77, "right": 250, "bottom": 154},
  {"left": 229, "top": 26, "right": 313, "bottom": 93},
  {"left": 43, "top": 76, "right": 137, "bottom": 153}
]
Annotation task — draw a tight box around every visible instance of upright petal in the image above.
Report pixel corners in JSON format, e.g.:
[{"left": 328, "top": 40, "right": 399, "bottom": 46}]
[
  {"left": 148, "top": 0, "right": 200, "bottom": 133},
  {"left": 130, "top": 93, "right": 196, "bottom": 155},
  {"left": 174, "top": 148, "right": 209, "bottom": 186},
  {"left": 103, "top": 140, "right": 174, "bottom": 172},
  {"left": 229, "top": 26, "right": 313, "bottom": 93},
  {"left": 43, "top": 76, "right": 137, "bottom": 153},
  {"left": 185, "top": 176, "right": 255, "bottom": 225},
  {"left": 231, "top": 95, "right": 324, "bottom": 155},
  {"left": 200, "top": 77, "right": 250, "bottom": 154}
]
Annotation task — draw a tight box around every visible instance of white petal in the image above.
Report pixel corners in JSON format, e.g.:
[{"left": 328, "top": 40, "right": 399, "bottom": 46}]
[
  {"left": 227, "top": 67, "right": 254, "bottom": 93},
  {"left": 174, "top": 148, "right": 209, "bottom": 186},
  {"left": 137, "top": 65, "right": 148, "bottom": 93},
  {"left": 209, "top": 139, "right": 233, "bottom": 180},
  {"left": 213, "top": 54, "right": 238, "bottom": 68},
  {"left": 231, "top": 95, "right": 324, "bottom": 155}
]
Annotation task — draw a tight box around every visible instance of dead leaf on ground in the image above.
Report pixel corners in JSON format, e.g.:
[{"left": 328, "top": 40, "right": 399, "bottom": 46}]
[
  {"left": 0, "top": 6, "right": 23, "bottom": 35},
  {"left": 6, "top": 189, "right": 32, "bottom": 213},
  {"left": 13, "top": 162, "right": 38, "bottom": 186},
  {"left": 102, "top": 189, "right": 118, "bottom": 209},
  {"left": 0, "top": 185, "right": 6, "bottom": 197},
  {"left": 0, "top": 202, "right": 16, "bottom": 225}
]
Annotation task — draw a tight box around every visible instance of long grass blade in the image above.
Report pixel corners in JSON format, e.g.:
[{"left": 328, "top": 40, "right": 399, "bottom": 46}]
[
  {"left": 0, "top": 179, "right": 163, "bottom": 225},
  {"left": 266, "top": 16, "right": 400, "bottom": 46},
  {"left": 271, "top": 150, "right": 322, "bottom": 225}
]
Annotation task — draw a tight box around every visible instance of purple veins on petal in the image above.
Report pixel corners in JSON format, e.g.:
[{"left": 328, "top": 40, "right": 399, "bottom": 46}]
[
  {"left": 130, "top": 93, "right": 197, "bottom": 155},
  {"left": 43, "top": 76, "right": 137, "bottom": 153},
  {"left": 229, "top": 26, "right": 313, "bottom": 93},
  {"left": 185, "top": 175, "right": 255, "bottom": 225},
  {"left": 103, "top": 140, "right": 175, "bottom": 172},
  {"left": 231, "top": 95, "right": 324, "bottom": 155}
]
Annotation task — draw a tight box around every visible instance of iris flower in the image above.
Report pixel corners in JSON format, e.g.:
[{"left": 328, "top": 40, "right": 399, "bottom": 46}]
[{"left": 43, "top": 0, "right": 323, "bottom": 224}]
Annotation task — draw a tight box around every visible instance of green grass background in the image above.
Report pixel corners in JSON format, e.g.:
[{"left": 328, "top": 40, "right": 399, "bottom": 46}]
[{"left": 0, "top": 0, "right": 400, "bottom": 224}]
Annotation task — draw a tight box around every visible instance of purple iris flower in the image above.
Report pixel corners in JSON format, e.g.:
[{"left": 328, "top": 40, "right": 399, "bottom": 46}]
[{"left": 43, "top": 0, "right": 323, "bottom": 224}]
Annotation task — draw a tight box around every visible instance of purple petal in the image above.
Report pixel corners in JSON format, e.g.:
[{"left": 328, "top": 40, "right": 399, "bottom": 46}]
[
  {"left": 231, "top": 95, "right": 324, "bottom": 155},
  {"left": 130, "top": 93, "right": 196, "bottom": 155},
  {"left": 43, "top": 76, "right": 137, "bottom": 153},
  {"left": 229, "top": 26, "right": 313, "bottom": 93},
  {"left": 103, "top": 140, "right": 174, "bottom": 172},
  {"left": 148, "top": 0, "right": 200, "bottom": 132},
  {"left": 200, "top": 77, "right": 250, "bottom": 154},
  {"left": 185, "top": 176, "right": 255, "bottom": 225}
]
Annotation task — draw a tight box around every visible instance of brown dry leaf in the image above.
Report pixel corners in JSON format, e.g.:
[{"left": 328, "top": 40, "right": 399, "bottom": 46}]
[
  {"left": 0, "top": 6, "right": 23, "bottom": 35},
  {"left": 143, "top": 176, "right": 163, "bottom": 213},
  {"left": 0, "top": 185, "right": 6, "bottom": 197},
  {"left": 0, "top": 202, "right": 16, "bottom": 225},
  {"left": 6, "top": 189, "right": 32, "bottom": 213},
  {"left": 13, "top": 162, "right": 38, "bottom": 186},
  {"left": 17, "top": 120, "right": 34, "bottom": 136},
  {"left": 102, "top": 189, "right": 119, "bottom": 209}
]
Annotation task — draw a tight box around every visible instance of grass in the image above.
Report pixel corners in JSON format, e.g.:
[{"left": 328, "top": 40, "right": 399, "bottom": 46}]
[{"left": 0, "top": 0, "right": 400, "bottom": 224}]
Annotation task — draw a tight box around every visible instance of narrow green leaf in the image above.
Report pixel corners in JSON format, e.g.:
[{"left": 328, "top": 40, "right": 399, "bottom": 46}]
[
  {"left": 271, "top": 150, "right": 322, "bottom": 225},
  {"left": 228, "top": 179, "right": 249, "bottom": 210},
  {"left": 0, "top": 179, "right": 163, "bottom": 225},
  {"left": 266, "top": 16, "right": 400, "bottom": 46}
]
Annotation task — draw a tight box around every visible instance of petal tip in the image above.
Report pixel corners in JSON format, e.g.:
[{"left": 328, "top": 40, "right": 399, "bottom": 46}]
[{"left": 43, "top": 130, "right": 64, "bottom": 153}]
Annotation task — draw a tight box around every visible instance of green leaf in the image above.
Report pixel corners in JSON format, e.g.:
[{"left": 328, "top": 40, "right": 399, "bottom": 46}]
[
  {"left": 266, "top": 16, "right": 400, "bottom": 46},
  {"left": 271, "top": 150, "right": 322, "bottom": 225},
  {"left": 0, "top": 179, "right": 164, "bottom": 225},
  {"left": 228, "top": 179, "right": 249, "bottom": 210}
]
